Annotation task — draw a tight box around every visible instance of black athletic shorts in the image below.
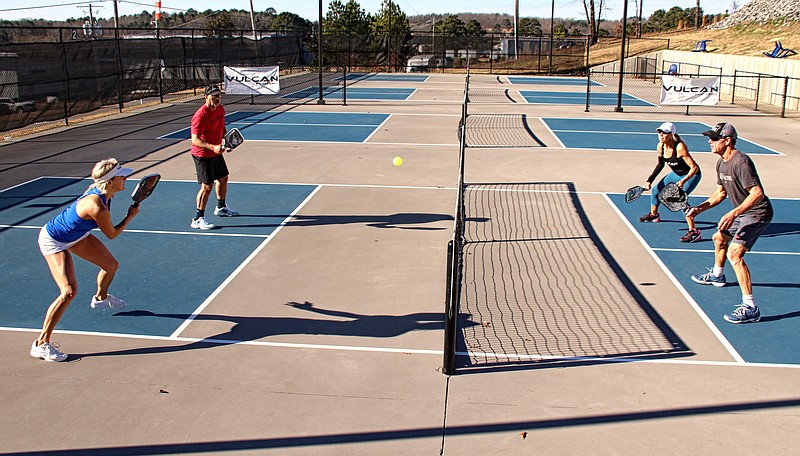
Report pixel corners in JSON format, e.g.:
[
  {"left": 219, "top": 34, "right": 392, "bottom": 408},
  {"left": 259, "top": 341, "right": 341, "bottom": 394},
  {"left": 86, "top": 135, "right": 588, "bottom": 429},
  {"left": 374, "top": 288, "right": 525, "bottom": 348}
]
[{"left": 192, "top": 154, "right": 229, "bottom": 185}]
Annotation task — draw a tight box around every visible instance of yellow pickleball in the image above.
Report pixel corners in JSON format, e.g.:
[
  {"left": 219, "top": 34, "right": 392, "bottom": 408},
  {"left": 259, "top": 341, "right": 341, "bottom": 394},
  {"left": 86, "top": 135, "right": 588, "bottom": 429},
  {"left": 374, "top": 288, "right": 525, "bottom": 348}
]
[{"left": 393, "top": 156, "right": 403, "bottom": 166}]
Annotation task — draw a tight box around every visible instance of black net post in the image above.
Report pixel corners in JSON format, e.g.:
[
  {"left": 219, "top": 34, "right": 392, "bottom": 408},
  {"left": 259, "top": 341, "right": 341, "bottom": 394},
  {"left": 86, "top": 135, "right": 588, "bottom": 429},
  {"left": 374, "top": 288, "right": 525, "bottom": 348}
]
[
  {"left": 442, "top": 239, "right": 456, "bottom": 375},
  {"left": 781, "top": 76, "right": 789, "bottom": 118}
]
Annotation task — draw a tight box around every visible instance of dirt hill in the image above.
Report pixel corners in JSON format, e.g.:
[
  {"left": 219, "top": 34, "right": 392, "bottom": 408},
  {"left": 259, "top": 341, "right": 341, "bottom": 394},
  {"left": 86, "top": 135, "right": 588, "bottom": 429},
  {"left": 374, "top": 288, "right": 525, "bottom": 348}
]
[{"left": 589, "top": 22, "right": 800, "bottom": 65}]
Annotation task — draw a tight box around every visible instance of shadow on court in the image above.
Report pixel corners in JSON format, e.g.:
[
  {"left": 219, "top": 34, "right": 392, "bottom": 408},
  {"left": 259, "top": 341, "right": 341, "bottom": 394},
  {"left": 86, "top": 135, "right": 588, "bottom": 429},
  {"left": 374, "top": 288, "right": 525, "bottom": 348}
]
[
  {"left": 2, "top": 398, "right": 799, "bottom": 455},
  {"left": 225, "top": 212, "right": 456, "bottom": 230},
  {"left": 68, "top": 302, "right": 470, "bottom": 360}
]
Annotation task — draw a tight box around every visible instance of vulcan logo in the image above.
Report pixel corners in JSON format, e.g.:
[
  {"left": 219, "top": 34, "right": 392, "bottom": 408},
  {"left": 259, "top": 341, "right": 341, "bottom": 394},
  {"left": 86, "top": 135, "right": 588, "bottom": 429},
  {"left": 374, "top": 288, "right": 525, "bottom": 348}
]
[
  {"left": 663, "top": 85, "right": 719, "bottom": 93},
  {"left": 226, "top": 75, "right": 279, "bottom": 84}
]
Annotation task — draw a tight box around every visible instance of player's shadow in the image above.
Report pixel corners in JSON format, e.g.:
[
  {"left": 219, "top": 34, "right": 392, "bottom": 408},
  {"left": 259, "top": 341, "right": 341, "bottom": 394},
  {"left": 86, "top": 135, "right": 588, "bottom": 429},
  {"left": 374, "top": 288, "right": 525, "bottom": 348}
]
[
  {"left": 73, "top": 302, "right": 472, "bottom": 359},
  {"left": 760, "top": 310, "right": 800, "bottom": 322},
  {"left": 658, "top": 218, "right": 717, "bottom": 230},
  {"left": 225, "top": 212, "right": 461, "bottom": 230},
  {"left": 761, "top": 222, "right": 800, "bottom": 238}
]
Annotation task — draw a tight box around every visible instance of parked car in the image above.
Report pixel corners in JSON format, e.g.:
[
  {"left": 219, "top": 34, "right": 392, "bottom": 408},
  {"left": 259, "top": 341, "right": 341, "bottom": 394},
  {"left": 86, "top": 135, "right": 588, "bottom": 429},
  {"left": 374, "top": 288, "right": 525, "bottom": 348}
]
[{"left": 0, "top": 98, "right": 36, "bottom": 114}]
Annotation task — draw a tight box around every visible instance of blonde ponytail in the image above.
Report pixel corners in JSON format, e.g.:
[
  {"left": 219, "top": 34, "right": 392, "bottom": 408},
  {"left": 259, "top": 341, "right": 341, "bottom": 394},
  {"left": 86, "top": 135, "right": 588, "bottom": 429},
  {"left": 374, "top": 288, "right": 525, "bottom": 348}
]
[{"left": 89, "top": 158, "right": 120, "bottom": 191}]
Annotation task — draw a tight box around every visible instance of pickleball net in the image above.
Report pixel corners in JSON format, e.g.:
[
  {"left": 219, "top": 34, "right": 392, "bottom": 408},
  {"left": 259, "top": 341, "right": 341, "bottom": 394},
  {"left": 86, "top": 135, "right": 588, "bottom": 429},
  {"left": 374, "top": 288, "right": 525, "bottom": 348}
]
[
  {"left": 442, "top": 72, "right": 469, "bottom": 375},
  {"left": 442, "top": 74, "right": 687, "bottom": 376}
]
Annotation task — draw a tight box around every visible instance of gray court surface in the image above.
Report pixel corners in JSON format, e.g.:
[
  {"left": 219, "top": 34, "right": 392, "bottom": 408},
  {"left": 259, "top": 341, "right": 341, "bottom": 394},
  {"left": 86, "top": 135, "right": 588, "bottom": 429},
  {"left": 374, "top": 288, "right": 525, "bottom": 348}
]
[{"left": 1, "top": 73, "right": 799, "bottom": 455}]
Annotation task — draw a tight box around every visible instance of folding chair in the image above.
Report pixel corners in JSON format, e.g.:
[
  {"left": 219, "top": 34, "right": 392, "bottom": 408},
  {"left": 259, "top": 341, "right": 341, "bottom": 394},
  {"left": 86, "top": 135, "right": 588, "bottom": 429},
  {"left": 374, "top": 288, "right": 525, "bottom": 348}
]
[
  {"left": 692, "top": 40, "right": 711, "bottom": 52},
  {"left": 764, "top": 41, "right": 797, "bottom": 58},
  {"left": 764, "top": 41, "right": 782, "bottom": 58}
]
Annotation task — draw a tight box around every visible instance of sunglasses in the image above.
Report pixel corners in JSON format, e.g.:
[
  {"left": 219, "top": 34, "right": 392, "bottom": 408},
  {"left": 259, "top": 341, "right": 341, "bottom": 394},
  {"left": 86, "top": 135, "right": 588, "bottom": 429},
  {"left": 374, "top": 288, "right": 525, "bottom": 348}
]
[{"left": 709, "top": 136, "right": 728, "bottom": 142}]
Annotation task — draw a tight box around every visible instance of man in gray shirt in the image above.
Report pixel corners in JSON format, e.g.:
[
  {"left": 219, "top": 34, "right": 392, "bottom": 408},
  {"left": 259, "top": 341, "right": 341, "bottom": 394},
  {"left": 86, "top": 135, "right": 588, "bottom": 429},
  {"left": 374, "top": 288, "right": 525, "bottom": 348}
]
[{"left": 687, "top": 122, "right": 773, "bottom": 323}]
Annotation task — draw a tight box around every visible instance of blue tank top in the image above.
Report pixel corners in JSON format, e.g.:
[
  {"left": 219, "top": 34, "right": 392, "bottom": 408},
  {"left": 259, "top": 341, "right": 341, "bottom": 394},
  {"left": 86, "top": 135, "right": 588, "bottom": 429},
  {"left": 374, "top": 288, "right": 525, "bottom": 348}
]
[{"left": 45, "top": 187, "right": 111, "bottom": 242}]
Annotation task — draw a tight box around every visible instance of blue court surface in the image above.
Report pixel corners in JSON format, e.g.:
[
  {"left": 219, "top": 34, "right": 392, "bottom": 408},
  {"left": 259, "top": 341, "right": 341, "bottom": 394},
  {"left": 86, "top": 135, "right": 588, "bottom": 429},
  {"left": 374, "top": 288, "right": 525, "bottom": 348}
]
[
  {"left": 610, "top": 193, "right": 800, "bottom": 365},
  {"left": 0, "top": 177, "right": 317, "bottom": 337},
  {"left": 507, "top": 76, "right": 602, "bottom": 86},
  {"left": 521, "top": 90, "right": 654, "bottom": 106},
  {"left": 281, "top": 85, "right": 415, "bottom": 100},
  {"left": 338, "top": 73, "right": 430, "bottom": 82},
  {"left": 162, "top": 111, "right": 390, "bottom": 143},
  {"left": 544, "top": 118, "right": 781, "bottom": 155}
]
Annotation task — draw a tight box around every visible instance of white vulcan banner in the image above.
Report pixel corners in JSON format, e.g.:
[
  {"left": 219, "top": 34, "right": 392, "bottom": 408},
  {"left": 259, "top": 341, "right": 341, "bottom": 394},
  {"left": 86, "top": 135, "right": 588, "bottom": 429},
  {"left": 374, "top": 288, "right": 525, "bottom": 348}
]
[
  {"left": 224, "top": 66, "right": 280, "bottom": 95},
  {"left": 660, "top": 75, "right": 720, "bottom": 105}
]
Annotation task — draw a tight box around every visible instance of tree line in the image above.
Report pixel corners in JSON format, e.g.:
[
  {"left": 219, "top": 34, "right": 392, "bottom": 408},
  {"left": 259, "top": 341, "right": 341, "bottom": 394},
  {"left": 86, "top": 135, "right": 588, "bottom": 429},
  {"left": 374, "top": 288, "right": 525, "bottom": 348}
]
[{"left": 1, "top": 0, "right": 724, "bottom": 38}]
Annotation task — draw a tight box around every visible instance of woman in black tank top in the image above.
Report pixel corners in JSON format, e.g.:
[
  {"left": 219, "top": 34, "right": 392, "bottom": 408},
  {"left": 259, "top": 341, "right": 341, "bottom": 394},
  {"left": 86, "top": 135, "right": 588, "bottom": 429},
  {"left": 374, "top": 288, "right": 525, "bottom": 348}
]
[{"left": 639, "top": 122, "right": 703, "bottom": 242}]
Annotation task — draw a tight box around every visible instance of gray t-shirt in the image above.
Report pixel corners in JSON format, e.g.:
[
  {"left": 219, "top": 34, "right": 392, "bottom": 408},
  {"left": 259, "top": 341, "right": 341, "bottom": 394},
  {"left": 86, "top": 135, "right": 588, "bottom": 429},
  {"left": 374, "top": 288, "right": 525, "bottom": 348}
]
[{"left": 716, "top": 150, "right": 772, "bottom": 218}]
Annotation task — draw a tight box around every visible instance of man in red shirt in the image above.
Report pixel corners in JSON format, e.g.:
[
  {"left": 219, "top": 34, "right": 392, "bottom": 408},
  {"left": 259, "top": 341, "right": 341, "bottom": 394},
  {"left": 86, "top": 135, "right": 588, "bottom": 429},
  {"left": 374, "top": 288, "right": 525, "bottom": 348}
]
[{"left": 189, "top": 85, "right": 238, "bottom": 230}]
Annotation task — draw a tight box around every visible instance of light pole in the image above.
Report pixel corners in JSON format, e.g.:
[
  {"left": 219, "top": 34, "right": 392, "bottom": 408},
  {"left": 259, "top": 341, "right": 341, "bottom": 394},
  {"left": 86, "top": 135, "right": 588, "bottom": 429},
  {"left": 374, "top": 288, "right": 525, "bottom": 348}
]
[
  {"left": 549, "top": 0, "right": 554, "bottom": 74},
  {"left": 615, "top": 0, "right": 629, "bottom": 112},
  {"left": 514, "top": 0, "right": 519, "bottom": 60},
  {"left": 318, "top": 0, "right": 324, "bottom": 104}
]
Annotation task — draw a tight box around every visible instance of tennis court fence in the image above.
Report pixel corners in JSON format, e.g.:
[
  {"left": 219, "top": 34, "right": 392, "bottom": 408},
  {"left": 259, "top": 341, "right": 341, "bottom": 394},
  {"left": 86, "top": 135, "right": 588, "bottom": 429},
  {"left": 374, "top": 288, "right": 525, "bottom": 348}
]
[{"left": 588, "top": 61, "right": 800, "bottom": 117}]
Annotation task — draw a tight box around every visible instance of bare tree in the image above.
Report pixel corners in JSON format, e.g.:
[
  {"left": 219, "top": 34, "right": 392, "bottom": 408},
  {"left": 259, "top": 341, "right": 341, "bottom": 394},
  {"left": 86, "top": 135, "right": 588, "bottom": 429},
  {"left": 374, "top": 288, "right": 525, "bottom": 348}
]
[
  {"left": 582, "top": 0, "right": 606, "bottom": 44},
  {"left": 696, "top": 0, "right": 701, "bottom": 28}
]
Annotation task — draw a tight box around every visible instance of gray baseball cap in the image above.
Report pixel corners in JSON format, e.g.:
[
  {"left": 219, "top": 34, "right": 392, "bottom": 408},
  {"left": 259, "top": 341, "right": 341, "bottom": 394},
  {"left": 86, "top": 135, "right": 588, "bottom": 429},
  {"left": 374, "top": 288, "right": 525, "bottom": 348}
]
[{"left": 702, "top": 122, "right": 737, "bottom": 140}]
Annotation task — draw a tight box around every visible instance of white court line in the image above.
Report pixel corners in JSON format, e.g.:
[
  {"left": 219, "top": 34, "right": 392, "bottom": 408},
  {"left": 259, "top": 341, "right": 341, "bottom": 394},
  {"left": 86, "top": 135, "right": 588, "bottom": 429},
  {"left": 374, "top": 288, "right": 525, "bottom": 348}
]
[
  {"left": 363, "top": 113, "right": 392, "bottom": 143},
  {"left": 0, "top": 176, "right": 46, "bottom": 193},
  {"left": 230, "top": 121, "right": 385, "bottom": 128},
  {"left": 1, "top": 225, "right": 270, "bottom": 238},
  {"left": 654, "top": 247, "right": 800, "bottom": 256},
  {"left": 538, "top": 117, "right": 566, "bottom": 149},
  {"left": 3, "top": 326, "right": 798, "bottom": 369},
  {"left": 603, "top": 193, "right": 746, "bottom": 364},
  {"left": 238, "top": 138, "right": 457, "bottom": 146},
  {"left": 169, "top": 184, "right": 323, "bottom": 338}
]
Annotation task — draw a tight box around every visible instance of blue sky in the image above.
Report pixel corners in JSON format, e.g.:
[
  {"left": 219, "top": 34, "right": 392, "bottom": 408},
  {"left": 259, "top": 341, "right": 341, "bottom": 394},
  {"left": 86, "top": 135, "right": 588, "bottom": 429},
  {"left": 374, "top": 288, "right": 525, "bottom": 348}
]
[{"left": 1, "top": 0, "right": 741, "bottom": 23}]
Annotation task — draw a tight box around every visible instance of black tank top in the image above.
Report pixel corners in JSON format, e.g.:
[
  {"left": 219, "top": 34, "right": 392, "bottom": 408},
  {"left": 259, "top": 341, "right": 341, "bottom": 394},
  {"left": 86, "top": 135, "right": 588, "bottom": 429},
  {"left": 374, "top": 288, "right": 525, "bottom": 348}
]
[{"left": 661, "top": 141, "right": 691, "bottom": 176}]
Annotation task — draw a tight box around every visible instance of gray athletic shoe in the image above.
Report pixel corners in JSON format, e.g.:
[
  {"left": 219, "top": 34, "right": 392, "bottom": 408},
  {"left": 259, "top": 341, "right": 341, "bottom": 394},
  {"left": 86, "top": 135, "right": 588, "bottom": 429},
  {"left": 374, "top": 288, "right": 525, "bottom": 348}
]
[
  {"left": 691, "top": 269, "right": 726, "bottom": 287},
  {"left": 724, "top": 305, "right": 761, "bottom": 324},
  {"left": 214, "top": 205, "right": 238, "bottom": 217}
]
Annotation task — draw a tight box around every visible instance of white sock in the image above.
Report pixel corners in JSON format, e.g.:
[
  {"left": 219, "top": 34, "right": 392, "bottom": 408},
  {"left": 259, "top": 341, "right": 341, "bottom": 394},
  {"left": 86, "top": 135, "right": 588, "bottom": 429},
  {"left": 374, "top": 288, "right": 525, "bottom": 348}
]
[
  {"left": 713, "top": 266, "right": 724, "bottom": 277},
  {"left": 742, "top": 294, "right": 755, "bottom": 308}
]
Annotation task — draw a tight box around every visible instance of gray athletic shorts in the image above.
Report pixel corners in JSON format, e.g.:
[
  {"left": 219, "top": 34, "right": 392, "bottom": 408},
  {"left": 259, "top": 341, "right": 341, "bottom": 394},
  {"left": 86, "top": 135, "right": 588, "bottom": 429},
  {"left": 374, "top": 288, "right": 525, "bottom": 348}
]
[{"left": 721, "top": 212, "right": 772, "bottom": 250}]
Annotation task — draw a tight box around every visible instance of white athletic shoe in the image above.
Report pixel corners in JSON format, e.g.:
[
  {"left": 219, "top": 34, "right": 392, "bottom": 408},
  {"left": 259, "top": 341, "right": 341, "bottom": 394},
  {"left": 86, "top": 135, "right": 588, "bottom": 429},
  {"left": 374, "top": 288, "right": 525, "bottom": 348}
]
[
  {"left": 30, "top": 341, "right": 68, "bottom": 362},
  {"left": 214, "top": 205, "right": 238, "bottom": 217},
  {"left": 191, "top": 217, "right": 215, "bottom": 230},
  {"left": 91, "top": 294, "right": 127, "bottom": 309}
]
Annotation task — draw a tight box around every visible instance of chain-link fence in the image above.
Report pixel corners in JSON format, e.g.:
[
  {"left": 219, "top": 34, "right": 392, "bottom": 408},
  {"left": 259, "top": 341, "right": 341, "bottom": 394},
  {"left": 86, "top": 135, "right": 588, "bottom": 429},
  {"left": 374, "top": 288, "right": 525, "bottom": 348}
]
[
  {"left": 0, "top": 24, "right": 681, "bottom": 136},
  {"left": 1, "top": 25, "right": 603, "bottom": 135},
  {"left": 0, "top": 25, "right": 312, "bottom": 135},
  {"left": 587, "top": 57, "right": 800, "bottom": 117}
]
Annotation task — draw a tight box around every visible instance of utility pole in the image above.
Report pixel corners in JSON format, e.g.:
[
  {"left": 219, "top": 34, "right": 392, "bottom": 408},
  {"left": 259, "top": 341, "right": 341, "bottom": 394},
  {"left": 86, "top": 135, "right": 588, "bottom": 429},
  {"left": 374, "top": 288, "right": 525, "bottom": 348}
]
[
  {"left": 249, "top": 0, "right": 257, "bottom": 41},
  {"left": 80, "top": 4, "right": 103, "bottom": 38},
  {"left": 113, "top": 0, "right": 119, "bottom": 29}
]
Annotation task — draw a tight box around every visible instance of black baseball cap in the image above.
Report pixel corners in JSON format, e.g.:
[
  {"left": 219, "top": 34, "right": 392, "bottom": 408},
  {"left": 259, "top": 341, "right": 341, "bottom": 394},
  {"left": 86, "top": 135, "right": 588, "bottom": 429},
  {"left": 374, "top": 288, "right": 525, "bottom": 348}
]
[
  {"left": 204, "top": 85, "right": 222, "bottom": 96},
  {"left": 702, "top": 122, "right": 737, "bottom": 140}
]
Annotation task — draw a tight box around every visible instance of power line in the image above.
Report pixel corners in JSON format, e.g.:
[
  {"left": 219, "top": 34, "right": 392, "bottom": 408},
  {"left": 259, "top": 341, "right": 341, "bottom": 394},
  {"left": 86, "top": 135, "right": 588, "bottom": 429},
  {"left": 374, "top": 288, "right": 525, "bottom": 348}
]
[{"left": 0, "top": 1, "right": 108, "bottom": 14}]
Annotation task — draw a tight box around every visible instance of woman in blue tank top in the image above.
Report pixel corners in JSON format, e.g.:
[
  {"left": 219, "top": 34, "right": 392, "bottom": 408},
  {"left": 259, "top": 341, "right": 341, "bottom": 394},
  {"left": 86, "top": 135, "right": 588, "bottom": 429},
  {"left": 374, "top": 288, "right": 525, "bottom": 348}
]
[
  {"left": 639, "top": 122, "right": 703, "bottom": 243},
  {"left": 31, "top": 158, "right": 140, "bottom": 362}
]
